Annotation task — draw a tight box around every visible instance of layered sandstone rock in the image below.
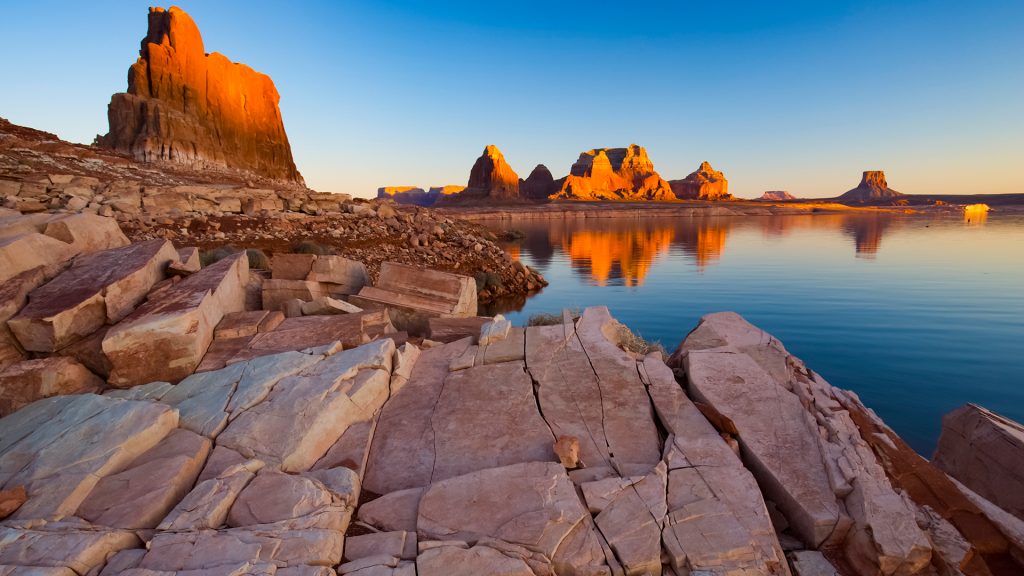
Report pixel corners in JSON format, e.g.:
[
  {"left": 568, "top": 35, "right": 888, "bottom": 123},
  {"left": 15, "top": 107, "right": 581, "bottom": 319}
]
[
  {"left": 376, "top": 186, "right": 466, "bottom": 207},
  {"left": 760, "top": 190, "right": 797, "bottom": 201},
  {"left": 933, "top": 404, "right": 1024, "bottom": 520},
  {"left": 838, "top": 171, "right": 905, "bottom": 203},
  {"left": 520, "top": 164, "right": 558, "bottom": 200},
  {"left": 553, "top": 145, "right": 675, "bottom": 201},
  {"left": 669, "top": 161, "right": 731, "bottom": 200},
  {"left": 441, "top": 145, "right": 521, "bottom": 203},
  {"left": 99, "top": 7, "right": 301, "bottom": 182}
]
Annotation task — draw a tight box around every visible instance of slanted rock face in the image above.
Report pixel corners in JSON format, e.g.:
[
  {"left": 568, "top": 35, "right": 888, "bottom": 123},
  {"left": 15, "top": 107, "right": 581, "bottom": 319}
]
[
  {"left": 553, "top": 145, "right": 675, "bottom": 201},
  {"left": 838, "top": 171, "right": 905, "bottom": 203},
  {"left": 669, "top": 161, "right": 730, "bottom": 200},
  {"left": 99, "top": 7, "right": 302, "bottom": 183},
  {"left": 464, "top": 145, "right": 521, "bottom": 202},
  {"left": 520, "top": 164, "right": 557, "bottom": 200}
]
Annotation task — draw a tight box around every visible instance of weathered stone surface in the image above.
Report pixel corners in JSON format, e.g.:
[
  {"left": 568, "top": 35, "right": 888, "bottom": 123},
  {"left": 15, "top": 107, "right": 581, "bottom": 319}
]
[
  {"left": 158, "top": 459, "right": 264, "bottom": 530},
  {"left": 789, "top": 550, "right": 839, "bottom": 575},
  {"left": 357, "top": 487, "right": 423, "bottom": 533},
  {"left": 417, "top": 462, "right": 606, "bottom": 574},
  {"left": 416, "top": 544, "right": 534, "bottom": 576},
  {"left": 99, "top": 6, "right": 302, "bottom": 182},
  {"left": 227, "top": 311, "right": 391, "bottom": 364},
  {"left": 427, "top": 316, "right": 488, "bottom": 344},
  {"left": 0, "top": 357, "right": 103, "bottom": 417},
  {"left": 838, "top": 171, "right": 905, "bottom": 203},
  {"left": 271, "top": 254, "right": 317, "bottom": 281},
  {"left": 9, "top": 239, "right": 177, "bottom": 352},
  {"left": 0, "top": 267, "right": 47, "bottom": 370},
  {"left": 669, "top": 161, "right": 730, "bottom": 200},
  {"left": 0, "top": 486, "right": 26, "bottom": 519},
  {"left": 0, "top": 525, "right": 140, "bottom": 575},
  {"left": 520, "top": 164, "right": 558, "bottom": 200},
  {"left": 672, "top": 312, "right": 932, "bottom": 575},
  {"left": 344, "top": 531, "right": 415, "bottom": 562},
  {"left": 351, "top": 262, "right": 477, "bottom": 317},
  {"left": 77, "top": 428, "right": 211, "bottom": 529},
  {"left": 41, "top": 213, "right": 129, "bottom": 254},
  {"left": 226, "top": 470, "right": 333, "bottom": 528},
  {"left": 933, "top": 404, "right": 1024, "bottom": 521},
  {"left": 176, "top": 246, "right": 201, "bottom": 272},
  {"left": 302, "top": 296, "right": 362, "bottom": 316},
  {"left": 553, "top": 435, "right": 580, "bottom": 469},
  {"left": 307, "top": 256, "right": 369, "bottom": 293},
  {"left": 137, "top": 528, "right": 343, "bottom": 572},
  {"left": 103, "top": 251, "right": 248, "bottom": 386},
  {"left": 463, "top": 145, "right": 521, "bottom": 202},
  {"left": 214, "top": 310, "right": 276, "bottom": 339},
  {"left": 0, "top": 233, "right": 76, "bottom": 285},
  {"left": 216, "top": 339, "right": 394, "bottom": 472},
  {"left": 592, "top": 465, "right": 666, "bottom": 575},
  {"left": 553, "top": 145, "right": 674, "bottom": 201},
  {"left": 0, "top": 394, "right": 178, "bottom": 520}
]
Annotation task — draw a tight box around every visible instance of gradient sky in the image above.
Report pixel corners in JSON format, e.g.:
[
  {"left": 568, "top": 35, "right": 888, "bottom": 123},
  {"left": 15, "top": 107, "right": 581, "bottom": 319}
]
[{"left": 1, "top": 1, "right": 1022, "bottom": 198}]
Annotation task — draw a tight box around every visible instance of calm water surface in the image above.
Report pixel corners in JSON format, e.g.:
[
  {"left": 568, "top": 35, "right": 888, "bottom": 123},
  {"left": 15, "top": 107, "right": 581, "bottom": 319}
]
[{"left": 485, "top": 211, "right": 1024, "bottom": 455}]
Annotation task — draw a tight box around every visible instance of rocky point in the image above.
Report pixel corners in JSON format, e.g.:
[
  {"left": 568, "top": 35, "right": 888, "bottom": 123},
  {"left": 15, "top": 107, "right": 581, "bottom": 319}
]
[
  {"left": 669, "top": 161, "right": 731, "bottom": 200},
  {"left": 838, "top": 171, "right": 905, "bottom": 204},
  {"left": 552, "top": 145, "right": 676, "bottom": 201}
]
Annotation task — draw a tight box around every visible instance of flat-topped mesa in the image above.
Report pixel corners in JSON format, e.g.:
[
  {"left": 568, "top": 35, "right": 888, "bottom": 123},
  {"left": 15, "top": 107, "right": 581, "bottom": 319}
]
[
  {"left": 759, "top": 191, "right": 796, "bottom": 201},
  {"left": 520, "top": 164, "right": 558, "bottom": 200},
  {"left": 838, "top": 170, "right": 905, "bottom": 204},
  {"left": 552, "top": 144, "right": 675, "bottom": 201},
  {"left": 99, "top": 6, "right": 302, "bottom": 183},
  {"left": 669, "top": 161, "right": 731, "bottom": 200}
]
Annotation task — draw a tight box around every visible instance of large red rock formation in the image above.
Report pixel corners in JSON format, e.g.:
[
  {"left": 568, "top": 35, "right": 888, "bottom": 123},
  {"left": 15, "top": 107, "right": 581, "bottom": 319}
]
[
  {"left": 669, "top": 161, "right": 730, "bottom": 200},
  {"left": 466, "top": 145, "right": 520, "bottom": 201},
  {"left": 552, "top": 145, "right": 675, "bottom": 201},
  {"left": 519, "top": 164, "right": 558, "bottom": 200},
  {"left": 99, "top": 7, "right": 301, "bottom": 183},
  {"left": 838, "top": 171, "right": 904, "bottom": 203}
]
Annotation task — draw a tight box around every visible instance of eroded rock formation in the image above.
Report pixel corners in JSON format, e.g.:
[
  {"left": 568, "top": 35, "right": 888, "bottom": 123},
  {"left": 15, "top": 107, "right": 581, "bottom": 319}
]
[
  {"left": 838, "top": 171, "right": 905, "bottom": 203},
  {"left": 459, "top": 144, "right": 521, "bottom": 202},
  {"left": 99, "top": 7, "right": 301, "bottom": 183},
  {"left": 552, "top": 145, "right": 675, "bottom": 201},
  {"left": 760, "top": 190, "right": 797, "bottom": 201},
  {"left": 669, "top": 161, "right": 730, "bottom": 200},
  {"left": 520, "top": 164, "right": 558, "bottom": 200},
  {"left": 377, "top": 186, "right": 466, "bottom": 207}
]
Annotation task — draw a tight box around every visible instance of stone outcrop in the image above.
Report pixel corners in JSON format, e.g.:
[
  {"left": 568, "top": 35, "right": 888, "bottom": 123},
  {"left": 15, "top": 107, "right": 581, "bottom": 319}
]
[
  {"left": 99, "top": 7, "right": 301, "bottom": 182},
  {"left": 760, "top": 191, "right": 797, "bottom": 201},
  {"left": 838, "top": 171, "right": 905, "bottom": 203},
  {"left": 351, "top": 261, "right": 477, "bottom": 317},
  {"left": 520, "top": 164, "right": 558, "bottom": 200},
  {"left": 933, "top": 404, "right": 1024, "bottom": 521},
  {"left": 553, "top": 145, "right": 675, "bottom": 201},
  {"left": 0, "top": 357, "right": 104, "bottom": 417},
  {"left": 669, "top": 161, "right": 731, "bottom": 200},
  {"left": 440, "top": 145, "right": 521, "bottom": 203}
]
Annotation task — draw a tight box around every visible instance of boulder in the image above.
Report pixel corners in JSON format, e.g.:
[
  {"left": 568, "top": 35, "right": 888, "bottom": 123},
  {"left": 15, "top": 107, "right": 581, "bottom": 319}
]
[
  {"left": 102, "top": 251, "right": 248, "bottom": 386},
  {"left": 8, "top": 239, "right": 177, "bottom": 353},
  {"left": 478, "top": 314, "right": 510, "bottom": 345},
  {"left": 0, "top": 267, "right": 47, "bottom": 370},
  {"left": 669, "top": 161, "right": 730, "bottom": 200},
  {"left": 351, "top": 262, "right": 477, "bottom": 318},
  {"left": 417, "top": 544, "right": 535, "bottom": 576},
  {"left": 301, "top": 296, "right": 362, "bottom": 316},
  {"left": 98, "top": 6, "right": 302, "bottom": 182},
  {"left": 552, "top": 145, "right": 675, "bottom": 201},
  {"left": 0, "top": 357, "right": 104, "bottom": 417},
  {"left": 158, "top": 459, "right": 264, "bottom": 530},
  {"left": 933, "top": 404, "right": 1024, "bottom": 521},
  {"left": 426, "top": 316, "right": 489, "bottom": 343},
  {"left": 0, "top": 232, "right": 76, "bottom": 284},
  {"left": 0, "top": 525, "right": 140, "bottom": 575},
  {"left": 41, "top": 213, "right": 129, "bottom": 253}
]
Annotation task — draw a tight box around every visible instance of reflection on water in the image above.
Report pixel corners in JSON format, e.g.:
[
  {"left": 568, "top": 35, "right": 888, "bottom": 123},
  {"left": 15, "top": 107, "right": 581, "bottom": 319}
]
[
  {"left": 504, "top": 213, "right": 909, "bottom": 285},
  {"left": 484, "top": 211, "right": 1024, "bottom": 455}
]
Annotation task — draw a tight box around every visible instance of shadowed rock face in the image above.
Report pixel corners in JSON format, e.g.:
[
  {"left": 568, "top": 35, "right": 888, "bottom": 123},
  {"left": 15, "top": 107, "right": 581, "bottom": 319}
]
[
  {"left": 669, "top": 161, "right": 730, "bottom": 200},
  {"left": 99, "top": 7, "right": 302, "bottom": 183},
  {"left": 377, "top": 186, "right": 466, "bottom": 207},
  {"left": 553, "top": 145, "right": 675, "bottom": 201},
  {"left": 520, "top": 164, "right": 557, "bottom": 200},
  {"left": 838, "top": 171, "right": 904, "bottom": 203}
]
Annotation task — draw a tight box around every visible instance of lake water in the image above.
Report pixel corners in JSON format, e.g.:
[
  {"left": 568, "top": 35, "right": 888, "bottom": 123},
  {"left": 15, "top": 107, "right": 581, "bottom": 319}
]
[{"left": 484, "top": 210, "right": 1024, "bottom": 455}]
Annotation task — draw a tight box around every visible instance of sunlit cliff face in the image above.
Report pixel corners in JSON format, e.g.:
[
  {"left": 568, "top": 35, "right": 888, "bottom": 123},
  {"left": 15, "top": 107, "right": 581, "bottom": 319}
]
[{"left": 559, "top": 227, "right": 675, "bottom": 286}]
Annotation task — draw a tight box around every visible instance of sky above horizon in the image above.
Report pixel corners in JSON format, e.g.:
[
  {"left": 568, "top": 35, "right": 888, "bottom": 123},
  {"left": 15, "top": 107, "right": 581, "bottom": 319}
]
[{"left": 1, "top": 1, "right": 1022, "bottom": 198}]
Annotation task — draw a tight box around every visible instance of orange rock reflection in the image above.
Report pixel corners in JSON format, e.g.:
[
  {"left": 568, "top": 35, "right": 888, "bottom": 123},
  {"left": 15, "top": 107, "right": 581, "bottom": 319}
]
[
  {"left": 677, "top": 220, "right": 730, "bottom": 271},
  {"left": 561, "top": 227, "right": 675, "bottom": 286}
]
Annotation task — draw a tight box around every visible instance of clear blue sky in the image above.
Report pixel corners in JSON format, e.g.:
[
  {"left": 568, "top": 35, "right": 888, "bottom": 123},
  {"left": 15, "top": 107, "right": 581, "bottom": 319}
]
[{"left": 1, "top": 1, "right": 1021, "bottom": 198}]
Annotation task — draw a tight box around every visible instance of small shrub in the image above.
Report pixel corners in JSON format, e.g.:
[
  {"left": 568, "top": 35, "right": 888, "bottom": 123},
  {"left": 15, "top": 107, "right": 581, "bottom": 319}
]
[
  {"left": 615, "top": 322, "right": 667, "bottom": 356},
  {"left": 526, "top": 308, "right": 581, "bottom": 327},
  {"left": 246, "top": 248, "right": 270, "bottom": 270},
  {"left": 199, "top": 246, "right": 239, "bottom": 267},
  {"left": 497, "top": 229, "right": 525, "bottom": 241},
  {"left": 294, "top": 240, "right": 333, "bottom": 256},
  {"left": 473, "top": 271, "right": 503, "bottom": 291}
]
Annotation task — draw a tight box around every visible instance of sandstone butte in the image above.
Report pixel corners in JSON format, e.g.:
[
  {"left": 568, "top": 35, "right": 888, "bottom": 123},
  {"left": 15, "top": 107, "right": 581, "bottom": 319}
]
[
  {"left": 838, "top": 171, "right": 905, "bottom": 204},
  {"left": 377, "top": 186, "right": 466, "bottom": 207},
  {"left": 669, "top": 161, "right": 731, "bottom": 200},
  {"left": 438, "top": 144, "right": 522, "bottom": 204},
  {"left": 520, "top": 164, "right": 558, "bottom": 200},
  {"left": 98, "top": 6, "right": 302, "bottom": 183},
  {"left": 760, "top": 191, "right": 797, "bottom": 201},
  {"left": 552, "top": 145, "right": 676, "bottom": 201}
]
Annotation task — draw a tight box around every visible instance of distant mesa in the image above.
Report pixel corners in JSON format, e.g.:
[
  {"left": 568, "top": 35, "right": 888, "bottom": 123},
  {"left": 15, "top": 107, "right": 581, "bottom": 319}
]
[
  {"left": 838, "top": 171, "right": 904, "bottom": 204},
  {"left": 669, "top": 161, "right": 731, "bottom": 201},
  {"left": 98, "top": 6, "right": 302, "bottom": 183},
  {"left": 552, "top": 145, "right": 675, "bottom": 201},
  {"left": 520, "top": 164, "right": 558, "bottom": 200},
  {"left": 377, "top": 186, "right": 464, "bottom": 207},
  {"left": 759, "top": 191, "right": 797, "bottom": 201}
]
